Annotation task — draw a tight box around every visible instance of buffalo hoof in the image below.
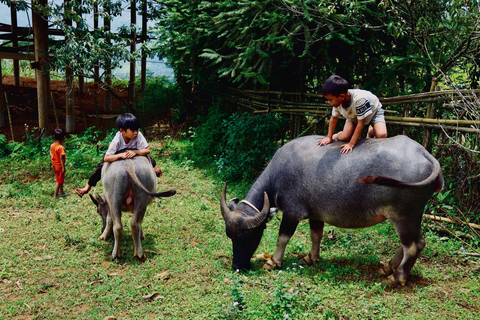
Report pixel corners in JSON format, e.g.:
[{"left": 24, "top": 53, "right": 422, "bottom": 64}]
[
  {"left": 98, "top": 235, "right": 106, "bottom": 241},
  {"left": 262, "top": 258, "right": 279, "bottom": 270},
  {"left": 299, "top": 253, "right": 315, "bottom": 266},
  {"left": 378, "top": 263, "right": 394, "bottom": 276},
  {"left": 386, "top": 274, "right": 406, "bottom": 287},
  {"left": 135, "top": 255, "right": 146, "bottom": 262}
]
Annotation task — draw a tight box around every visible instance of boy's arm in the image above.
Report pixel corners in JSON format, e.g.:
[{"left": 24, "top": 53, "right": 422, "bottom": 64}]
[
  {"left": 104, "top": 146, "right": 151, "bottom": 162},
  {"left": 318, "top": 116, "right": 338, "bottom": 146},
  {"left": 340, "top": 119, "right": 365, "bottom": 154},
  {"left": 60, "top": 154, "right": 66, "bottom": 173},
  {"left": 130, "top": 146, "right": 151, "bottom": 156}
]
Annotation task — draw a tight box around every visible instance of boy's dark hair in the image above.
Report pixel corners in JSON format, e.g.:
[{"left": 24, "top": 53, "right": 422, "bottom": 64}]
[
  {"left": 322, "top": 75, "right": 349, "bottom": 97},
  {"left": 116, "top": 113, "right": 141, "bottom": 131},
  {"left": 53, "top": 128, "right": 66, "bottom": 141}
]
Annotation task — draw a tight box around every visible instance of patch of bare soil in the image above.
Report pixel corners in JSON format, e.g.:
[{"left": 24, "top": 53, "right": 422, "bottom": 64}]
[{"left": 1, "top": 75, "right": 129, "bottom": 141}]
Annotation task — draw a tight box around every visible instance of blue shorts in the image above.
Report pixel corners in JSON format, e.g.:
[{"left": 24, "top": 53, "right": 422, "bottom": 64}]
[{"left": 369, "top": 107, "right": 386, "bottom": 125}]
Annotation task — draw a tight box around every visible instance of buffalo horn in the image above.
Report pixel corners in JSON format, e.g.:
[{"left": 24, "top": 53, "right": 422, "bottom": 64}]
[
  {"left": 220, "top": 182, "right": 230, "bottom": 220},
  {"left": 241, "top": 192, "right": 270, "bottom": 230}
]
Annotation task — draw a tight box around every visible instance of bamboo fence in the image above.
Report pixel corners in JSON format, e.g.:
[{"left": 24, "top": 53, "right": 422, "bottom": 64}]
[{"left": 213, "top": 84, "right": 480, "bottom": 145}]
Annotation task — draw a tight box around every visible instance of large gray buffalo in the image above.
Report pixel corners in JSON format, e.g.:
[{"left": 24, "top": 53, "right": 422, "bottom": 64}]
[
  {"left": 90, "top": 156, "right": 175, "bottom": 260},
  {"left": 221, "top": 135, "right": 443, "bottom": 286}
]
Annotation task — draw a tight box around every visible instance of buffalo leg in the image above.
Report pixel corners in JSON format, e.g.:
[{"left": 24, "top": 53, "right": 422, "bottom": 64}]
[
  {"left": 379, "top": 246, "right": 403, "bottom": 275},
  {"left": 263, "top": 215, "right": 300, "bottom": 270},
  {"left": 110, "top": 201, "right": 123, "bottom": 259},
  {"left": 300, "top": 219, "right": 324, "bottom": 265},
  {"left": 98, "top": 215, "right": 113, "bottom": 241},
  {"left": 388, "top": 218, "right": 426, "bottom": 286},
  {"left": 131, "top": 205, "right": 147, "bottom": 261}
]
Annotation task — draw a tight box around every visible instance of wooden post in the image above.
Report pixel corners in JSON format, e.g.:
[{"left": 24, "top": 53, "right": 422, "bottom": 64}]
[
  {"left": 104, "top": 4, "right": 112, "bottom": 111},
  {"left": 0, "top": 59, "right": 5, "bottom": 128},
  {"left": 140, "top": 0, "right": 147, "bottom": 92},
  {"left": 65, "top": 0, "right": 75, "bottom": 132},
  {"left": 10, "top": 2, "right": 20, "bottom": 87},
  {"left": 93, "top": 1, "right": 99, "bottom": 89},
  {"left": 32, "top": 0, "right": 50, "bottom": 137},
  {"left": 422, "top": 77, "right": 439, "bottom": 149},
  {"left": 401, "top": 104, "right": 409, "bottom": 135},
  {"left": 129, "top": 0, "right": 137, "bottom": 100}
]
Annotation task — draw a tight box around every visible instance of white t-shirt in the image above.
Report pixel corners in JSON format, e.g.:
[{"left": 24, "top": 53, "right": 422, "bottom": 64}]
[
  {"left": 331, "top": 89, "right": 382, "bottom": 125},
  {"left": 105, "top": 131, "right": 149, "bottom": 156}
]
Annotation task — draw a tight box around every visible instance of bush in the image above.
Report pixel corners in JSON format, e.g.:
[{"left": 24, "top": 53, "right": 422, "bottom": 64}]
[
  {"left": 216, "top": 112, "right": 286, "bottom": 181},
  {"left": 188, "top": 100, "right": 227, "bottom": 165},
  {"left": 189, "top": 103, "right": 287, "bottom": 181}
]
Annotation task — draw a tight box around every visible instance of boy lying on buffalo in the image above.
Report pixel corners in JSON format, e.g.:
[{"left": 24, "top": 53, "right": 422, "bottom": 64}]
[{"left": 75, "top": 113, "right": 162, "bottom": 197}]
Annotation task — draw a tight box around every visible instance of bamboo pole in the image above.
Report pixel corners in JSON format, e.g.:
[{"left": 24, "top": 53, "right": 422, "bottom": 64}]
[
  {"left": 424, "top": 214, "right": 480, "bottom": 230},
  {"left": 423, "top": 78, "right": 439, "bottom": 149},
  {"left": 51, "top": 92, "right": 59, "bottom": 129},
  {"left": 254, "top": 108, "right": 329, "bottom": 115},
  {"left": 387, "top": 121, "right": 480, "bottom": 133},
  {"left": 4, "top": 93, "right": 14, "bottom": 141},
  {"left": 385, "top": 116, "right": 480, "bottom": 126}
]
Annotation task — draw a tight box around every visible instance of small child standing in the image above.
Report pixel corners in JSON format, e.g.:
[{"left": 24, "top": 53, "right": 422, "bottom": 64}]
[{"left": 50, "top": 128, "right": 67, "bottom": 198}]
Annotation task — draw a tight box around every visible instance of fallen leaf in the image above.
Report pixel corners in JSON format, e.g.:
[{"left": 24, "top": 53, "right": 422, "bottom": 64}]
[
  {"left": 154, "top": 271, "right": 169, "bottom": 281},
  {"left": 108, "top": 273, "right": 120, "bottom": 277},
  {"left": 89, "top": 279, "right": 103, "bottom": 286},
  {"left": 3, "top": 279, "right": 12, "bottom": 284},
  {"left": 104, "top": 316, "right": 117, "bottom": 320},
  {"left": 224, "top": 278, "right": 233, "bottom": 285},
  {"left": 33, "top": 257, "right": 43, "bottom": 261},
  {"left": 145, "top": 250, "right": 160, "bottom": 255},
  {"left": 136, "top": 283, "right": 152, "bottom": 289},
  {"left": 142, "top": 293, "right": 165, "bottom": 300},
  {"left": 15, "top": 281, "right": 23, "bottom": 290},
  {"left": 44, "top": 255, "right": 53, "bottom": 260},
  {"left": 255, "top": 253, "right": 271, "bottom": 261}
]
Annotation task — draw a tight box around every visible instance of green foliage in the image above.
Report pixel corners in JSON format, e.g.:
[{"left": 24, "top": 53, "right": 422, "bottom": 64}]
[
  {"left": 188, "top": 100, "right": 227, "bottom": 165},
  {"left": 189, "top": 103, "right": 286, "bottom": 181},
  {"left": 154, "top": 0, "right": 480, "bottom": 93},
  {"left": 135, "top": 75, "right": 183, "bottom": 125},
  {"left": 216, "top": 112, "right": 286, "bottom": 181}
]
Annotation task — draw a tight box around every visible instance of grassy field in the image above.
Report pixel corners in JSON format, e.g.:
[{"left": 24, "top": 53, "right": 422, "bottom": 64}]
[{"left": 1, "top": 138, "right": 479, "bottom": 319}]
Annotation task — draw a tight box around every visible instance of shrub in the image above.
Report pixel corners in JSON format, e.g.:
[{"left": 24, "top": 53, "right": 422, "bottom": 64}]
[
  {"left": 189, "top": 100, "right": 227, "bottom": 165},
  {"left": 216, "top": 112, "right": 287, "bottom": 181},
  {"left": 189, "top": 102, "right": 287, "bottom": 181}
]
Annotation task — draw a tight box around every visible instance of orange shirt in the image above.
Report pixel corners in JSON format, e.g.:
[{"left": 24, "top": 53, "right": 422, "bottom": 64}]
[{"left": 50, "top": 142, "right": 66, "bottom": 168}]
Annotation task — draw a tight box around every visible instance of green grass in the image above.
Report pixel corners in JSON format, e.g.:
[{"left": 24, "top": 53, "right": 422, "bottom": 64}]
[{"left": 0, "top": 137, "right": 479, "bottom": 319}]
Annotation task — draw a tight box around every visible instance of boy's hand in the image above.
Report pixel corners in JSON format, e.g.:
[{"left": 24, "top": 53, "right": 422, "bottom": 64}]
[
  {"left": 317, "top": 137, "right": 333, "bottom": 146},
  {"left": 340, "top": 142, "right": 355, "bottom": 154},
  {"left": 123, "top": 150, "right": 137, "bottom": 159}
]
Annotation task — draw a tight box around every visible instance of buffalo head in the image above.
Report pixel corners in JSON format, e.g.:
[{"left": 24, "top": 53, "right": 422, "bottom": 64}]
[
  {"left": 89, "top": 190, "right": 109, "bottom": 233},
  {"left": 220, "top": 183, "right": 274, "bottom": 270}
]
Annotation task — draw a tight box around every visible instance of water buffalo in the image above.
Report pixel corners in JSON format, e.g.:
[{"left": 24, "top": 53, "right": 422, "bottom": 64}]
[
  {"left": 220, "top": 135, "right": 443, "bottom": 286},
  {"left": 90, "top": 156, "right": 175, "bottom": 260}
]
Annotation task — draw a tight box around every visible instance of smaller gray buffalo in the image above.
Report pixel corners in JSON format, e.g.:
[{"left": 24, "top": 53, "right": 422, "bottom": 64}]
[
  {"left": 221, "top": 135, "right": 444, "bottom": 286},
  {"left": 90, "top": 156, "right": 175, "bottom": 260}
]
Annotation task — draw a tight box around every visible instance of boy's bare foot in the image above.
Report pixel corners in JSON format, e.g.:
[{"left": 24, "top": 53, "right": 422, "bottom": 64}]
[
  {"left": 75, "top": 185, "right": 91, "bottom": 198},
  {"left": 154, "top": 167, "right": 162, "bottom": 178}
]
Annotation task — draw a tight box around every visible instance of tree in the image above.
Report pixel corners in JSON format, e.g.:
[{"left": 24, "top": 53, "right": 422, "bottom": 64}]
[{"left": 153, "top": 0, "right": 480, "bottom": 94}]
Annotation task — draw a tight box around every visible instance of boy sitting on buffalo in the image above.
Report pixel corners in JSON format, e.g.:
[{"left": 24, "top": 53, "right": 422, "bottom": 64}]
[
  {"left": 317, "top": 75, "right": 387, "bottom": 153},
  {"left": 75, "top": 113, "right": 161, "bottom": 197}
]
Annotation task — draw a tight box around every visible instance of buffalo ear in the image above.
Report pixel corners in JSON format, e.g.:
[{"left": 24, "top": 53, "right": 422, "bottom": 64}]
[
  {"left": 228, "top": 197, "right": 240, "bottom": 211},
  {"left": 266, "top": 207, "right": 278, "bottom": 223},
  {"left": 89, "top": 189, "right": 103, "bottom": 207},
  {"left": 89, "top": 193, "right": 99, "bottom": 207}
]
